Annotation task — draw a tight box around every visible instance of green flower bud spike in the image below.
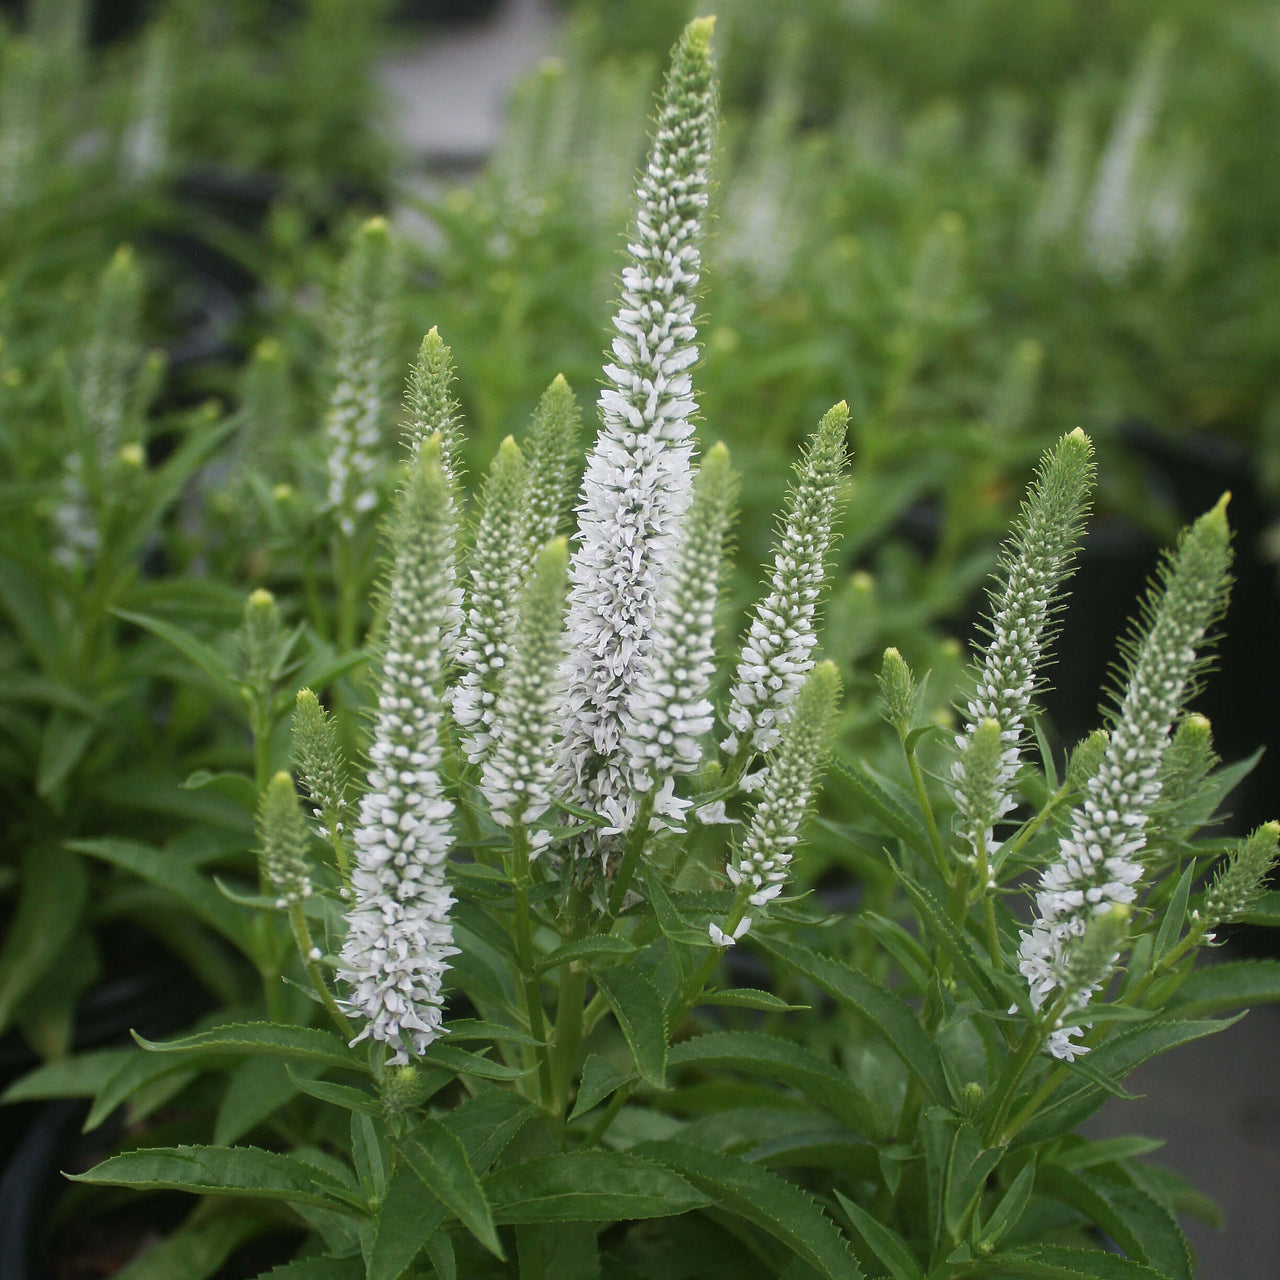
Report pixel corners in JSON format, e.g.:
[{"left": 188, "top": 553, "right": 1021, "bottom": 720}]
[
  {"left": 1201, "top": 822, "right": 1280, "bottom": 933},
  {"left": 256, "top": 771, "right": 313, "bottom": 909},
  {"left": 1065, "top": 729, "right": 1110, "bottom": 794},
  {"left": 241, "top": 588, "right": 283, "bottom": 698},
  {"left": 404, "top": 326, "right": 462, "bottom": 484},
  {"left": 292, "top": 689, "right": 352, "bottom": 881},
  {"left": 878, "top": 647, "right": 919, "bottom": 737},
  {"left": 522, "top": 373, "right": 581, "bottom": 554}
]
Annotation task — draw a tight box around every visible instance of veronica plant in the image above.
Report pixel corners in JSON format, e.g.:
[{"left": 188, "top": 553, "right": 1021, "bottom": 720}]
[{"left": 11, "top": 17, "right": 1280, "bottom": 1280}]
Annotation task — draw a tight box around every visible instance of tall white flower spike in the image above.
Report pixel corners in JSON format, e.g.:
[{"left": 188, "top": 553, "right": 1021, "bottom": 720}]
[
  {"left": 558, "top": 18, "right": 718, "bottom": 859},
  {"left": 949, "top": 429, "right": 1094, "bottom": 872},
  {"left": 1018, "top": 494, "right": 1232, "bottom": 1059},
  {"left": 338, "top": 437, "right": 464, "bottom": 1065},
  {"left": 723, "top": 402, "right": 848, "bottom": 766}
]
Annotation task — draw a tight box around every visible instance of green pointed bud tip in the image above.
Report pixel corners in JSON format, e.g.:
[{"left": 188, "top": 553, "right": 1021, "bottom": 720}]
[
  {"left": 359, "top": 215, "right": 390, "bottom": 241},
  {"left": 549, "top": 372, "right": 569, "bottom": 392},
  {"left": 1104, "top": 903, "right": 1131, "bottom": 926},
  {"left": 1262, "top": 821, "right": 1280, "bottom": 843},
  {"left": 272, "top": 483, "right": 293, "bottom": 502},
  {"left": 117, "top": 442, "right": 145, "bottom": 469},
  {"left": 254, "top": 337, "right": 283, "bottom": 363},
  {"left": 296, "top": 687, "right": 319, "bottom": 713},
  {"left": 1201, "top": 491, "right": 1231, "bottom": 537},
  {"left": 686, "top": 16, "right": 716, "bottom": 51},
  {"left": 497, "top": 435, "right": 522, "bottom": 462},
  {"left": 961, "top": 1081, "right": 984, "bottom": 1107},
  {"left": 1066, "top": 728, "right": 1109, "bottom": 790},
  {"left": 248, "top": 588, "right": 276, "bottom": 611},
  {"left": 110, "top": 244, "right": 136, "bottom": 271},
  {"left": 269, "top": 770, "right": 294, "bottom": 794},
  {"left": 938, "top": 210, "right": 965, "bottom": 237},
  {"left": 704, "top": 440, "right": 731, "bottom": 468}
]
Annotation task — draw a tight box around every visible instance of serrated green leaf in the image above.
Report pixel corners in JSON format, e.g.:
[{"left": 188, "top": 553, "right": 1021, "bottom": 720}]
[
  {"left": 365, "top": 1164, "right": 444, "bottom": 1280},
  {"left": 570, "top": 1054, "right": 633, "bottom": 1122},
  {"left": 753, "top": 935, "right": 949, "bottom": 1105},
  {"left": 286, "top": 1069, "right": 384, "bottom": 1117},
  {"left": 401, "top": 1117, "right": 504, "bottom": 1258},
  {"left": 1041, "top": 1165, "right": 1193, "bottom": 1280},
  {"left": 834, "top": 1189, "right": 924, "bottom": 1280},
  {"left": 986, "top": 1246, "right": 1167, "bottom": 1278},
  {"left": 1166, "top": 960, "right": 1280, "bottom": 1017},
  {"left": 484, "top": 1151, "right": 710, "bottom": 1223},
  {"left": 534, "top": 935, "right": 637, "bottom": 974},
  {"left": 976, "top": 1158, "right": 1036, "bottom": 1253},
  {"left": 1153, "top": 861, "right": 1195, "bottom": 964},
  {"left": 67, "top": 1145, "right": 366, "bottom": 1213},
  {"left": 442, "top": 1089, "right": 537, "bottom": 1172},
  {"left": 1056, "top": 1136, "right": 1165, "bottom": 1170},
  {"left": 0, "top": 843, "right": 88, "bottom": 1029},
  {"left": 944, "top": 1123, "right": 1003, "bottom": 1242},
  {"left": 595, "top": 967, "right": 667, "bottom": 1089},
  {"left": 70, "top": 838, "right": 254, "bottom": 956},
  {"left": 85, "top": 1050, "right": 198, "bottom": 1131},
  {"left": 695, "top": 987, "right": 808, "bottom": 1012},
  {"left": 257, "top": 1259, "right": 363, "bottom": 1280},
  {"left": 1015, "top": 1017, "right": 1239, "bottom": 1145},
  {"left": 135, "top": 1022, "right": 361, "bottom": 1071},
  {"left": 669, "top": 1031, "right": 876, "bottom": 1133},
  {"left": 112, "top": 1210, "right": 267, "bottom": 1280},
  {"left": 419, "top": 1043, "right": 533, "bottom": 1081},
  {"left": 833, "top": 758, "right": 931, "bottom": 859},
  {"left": 637, "top": 1141, "right": 864, "bottom": 1280},
  {"left": 353, "top": 1112, "right": 391, "bottom": 1204}
]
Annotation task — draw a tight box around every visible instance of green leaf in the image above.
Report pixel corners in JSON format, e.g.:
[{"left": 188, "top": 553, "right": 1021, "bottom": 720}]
[
  {"left": 401, "top": 1117, "right": 504, "bottom": 1259},
  {"left": 1166, "top": 960, "right": 1280, "bottom": 1017},
  {"left": 1040, "top": 1166, "right": 1193, "bottom": 1280},
  {"left": 832, "top": 757, "right": 932, "bottom": 859},
  {"left": 695, "top": 987, "right": 808, "bottom": 1012},
  {"left": 419, "top": 1043, "right": 534, "bottom": 1081},
  {"left": 484, "top": 1151, "right": 710, "bottom": 1223},
  {"left": 514, "top": 1222, "right": 599, "bottom": 1280},
  {"left": 1056, "top": 1136, "right": 1165, "bottom": 1170},
  {"left": 112, "top": 1211, "right": 268, "bottom": 1280},
  {"left": 36, "top": 710, "right": 95, "bottom": 796},
  {"left": 1241, "top": 892, "right": 1280, "bottom": 926},
  {"left": 366, "top": 1164, "right": 446, "bottom": 1280},
  {"left": 1016, "top": 1017, "right": 1240, "bottom": 1145},
  {"left": 944, "top": 1124, "right": 1003, "bottom": 1242},
  {"left": 287, "top": 1069, "right": 383, "bottom": 1117},
  {"left": 70, "top": 838, "right": 254, "bottom": 955},
  {"left": 834, "top": 1190, "right": 924, "bottom": 1280},
  {"left": 987, "top": 1246, "right": 1167, "bottom": 1278},
  {"left": 976, "top": 1158, "right": 1036, "bottom": 1253},
  {"left": 214, "top": 1057, "right": 301, "bottom": 1146},
  {"left": 594, "top": 967, "right": 667, "bottom": 1089},
  {"left": 67, "top": 1145, "right": 367, "bottom": 1213},
  {"left": 424, "top": 1231, "right": 456, "bottom": 1280},
  {"left": 1, "top": 1047, "right": 133, "bottom": 1103},
  {"left": 637, "top": 1141, "right": 864, "bottom": 1280},
  {"left": 258, "top": 1259, "right": 363, "bottom": 1280},
  {"left": 441, "top": 1089, "right": 538, "bottom": 1172},
  {"left": 0, "top": 843, "right": 88, "bottom": 1030},
  {"left": 111, "top": 609, "right": 240, "bottom": 703},
  {"left": 135, "top": 1022, "right": 361, "bottom": 1071},
  {"left": 569, "top": 1054, "right": 633, "bottom": 1121},
  {"left": 753, "top": 934, "right": 949, "bottom": 1104},
  {"left": 534, "top": 935, "right": 637, "bottom": 973},
  {"left": 181, "top": 769, "right": 259, "bottom": 813},
  {"left": 669, "top": 1031, "right": 875, "bottom": 1133},
  {"left": 86, "top": 1051, "right": 198, "bottom": 1131},
  {"left": 1152, "top": 861, "right": 1195, "bottom": 964},
  {"left": 353, "top": 1113, "right": 391, "bottom": 1203}
]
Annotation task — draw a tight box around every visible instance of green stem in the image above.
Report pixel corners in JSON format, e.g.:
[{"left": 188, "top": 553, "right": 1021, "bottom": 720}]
[
  {"left": 973, "top": 832, "right": 1002, "bottom": 968},
  {"left": 667, "top": 886, "right": 751, "bottom": 1029},
  {"left": 983, "top": 1025, "right": 1043, "bottom": 1147},
  {"left": 511, "top": 826, "right": 554, "bottom": 1108},
  {"left": 903, "top": 735, "right": 950, "bottom": 885},
  {"left": 577, "top": 1080, "right": 634, "bottom": 1151},
  {"left": 289, "top": 902, "right": 353, "bottom": 1039},
  {"left": 606, "top": 792, "right": 655, "bottom": 919},
  {"left": 1001, "top": 786, "right": 1068, "bottom": 864}
]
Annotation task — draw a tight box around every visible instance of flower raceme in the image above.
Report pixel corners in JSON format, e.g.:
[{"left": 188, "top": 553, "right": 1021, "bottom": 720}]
[{"left": 1017, "top": 494, "right": 1233, "bottom": 1059}]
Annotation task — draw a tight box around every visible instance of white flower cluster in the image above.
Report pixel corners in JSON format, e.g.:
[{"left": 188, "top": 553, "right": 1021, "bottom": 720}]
[
  {"left": 452, "top": 438, "right": 528, "bottom": 764},
  {"left": 338, "top": 443, "right": 464, "bottom": 1065},
  {"left": 950, "top": 429, "right": 1093, "bottom": 869},
  {"left": 625, "top": 443, "right": 735, "bottom": 831},
  {"left": 558, "top": 20, "right": 718, "bottom": 852},
  {"left": 324, "top": 219, "right": 397, "bottom": 537},
  {"left": 1018, "top": 496, "right": 1231, "bottom": 1059},
  {"left": 480, "top": 540, "right": 569, "bottom": 852},
  {"left": 715, "top": 661, "right": 840, "bottom": 945},
  {"left": 723, "top": 403, "right": 847, "bottom": 763}
]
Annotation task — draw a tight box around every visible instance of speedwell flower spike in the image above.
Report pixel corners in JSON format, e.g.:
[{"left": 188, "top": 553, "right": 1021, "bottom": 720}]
[
  {"left": 723, "top": 401, "right": 849, "bottom": 765},
  {"left": 256, "top": 771, "right": 313, "bottom": 910},
  {"left": 1019, "top": 493, "right": 1233, "bottom": 1059},
  {"left": 559, "top": 17, "right": 718, "bottom": 859},
  {"left": 717, "top": 660, "right": 840, "bottom": 943},
  {"left": 338, "top": 437, "right": 462, "bottom": 1065},
  {"left": 292, "top": 688, "right": 351, "bottom": 848},
  {"left": 950, "top": 428, "right": 1094, "bottom": 865},
  {"left": 324, "top": 217, "right": 399, "bottom": 536},
  {"left": 403, "top": 326, "right": 463, "bottom": 485},
  {"left": 1201, "top": 821, "right": 1280, "bottom": 932},
  {"left": 453, "top": 436, "right": 529, "bottom": 764},
  {"left": 481, "top": 537, "right": 570, "bottom": 852},
  {"left": 625, "top": 441, "right": 737, "bottom": 831},
  {"left": 522, "top": 374, "right": 581, "bottom": 557}
]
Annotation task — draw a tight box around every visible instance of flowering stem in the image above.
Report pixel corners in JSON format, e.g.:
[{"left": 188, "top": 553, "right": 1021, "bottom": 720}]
[
  {"left": 982, "top": 1024, "right": 1043, "bottom": 1146},
  {"left": 902, "top": 731, "right": 950, "bottom": 885},
  {"left": 669, "top": 885, "right": 751, "bottom": 1029},
  {"left": 606, "top": 792, "right": 655, "bottom": 920},
  {"left": 1000, "top": 784, "right": 1069, "bottom": 864},
  {"left": 288, "top": 902, "right": 353, "bottom": 1040},
  {"left": 510, "top": 826, "right": 554, "bottom": 1107}
]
